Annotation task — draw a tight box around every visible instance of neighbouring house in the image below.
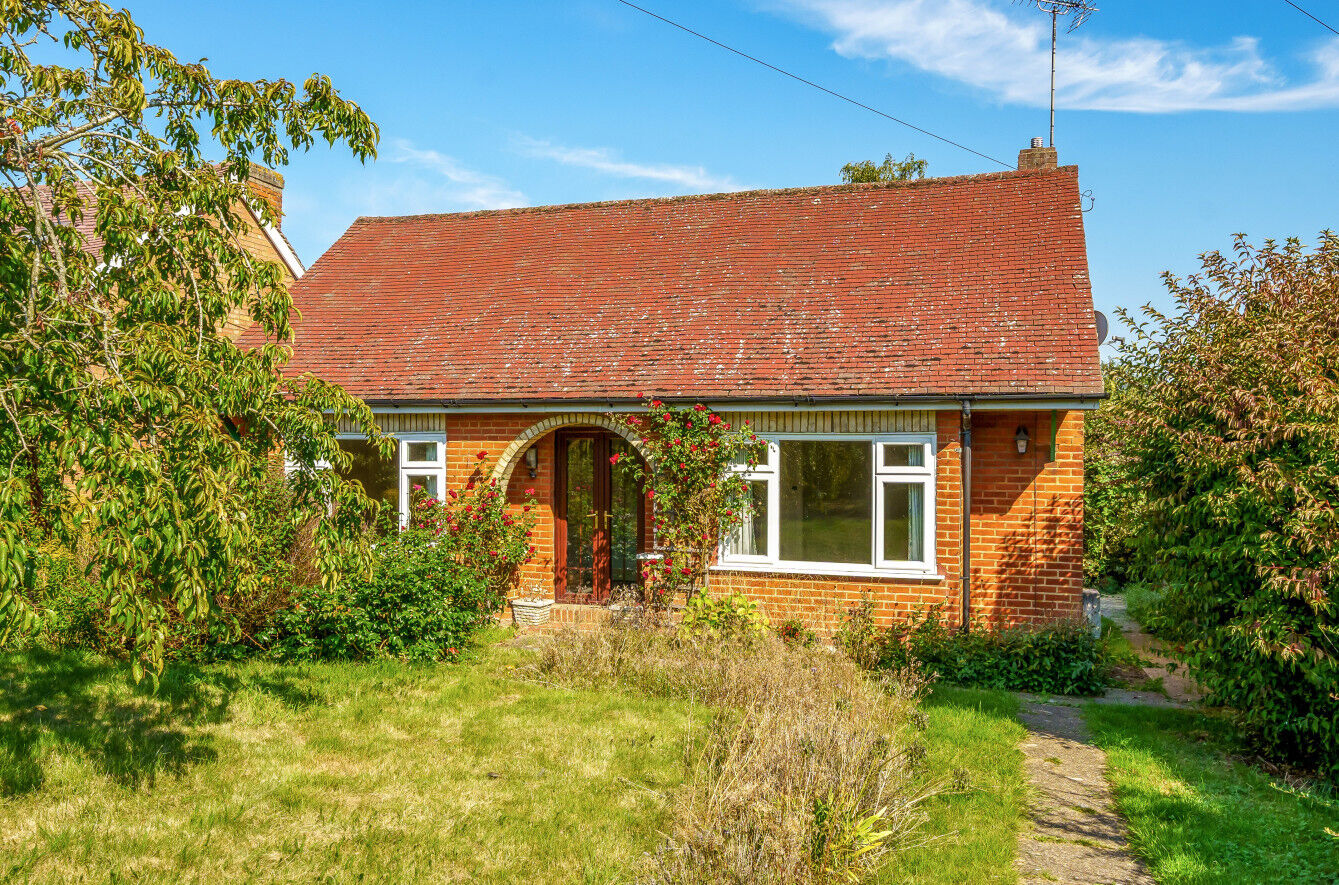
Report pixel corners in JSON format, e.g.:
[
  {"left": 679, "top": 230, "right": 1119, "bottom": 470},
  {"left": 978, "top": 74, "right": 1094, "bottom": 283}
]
[
  {"left": 262, "top": 143, "right": 1103, "bottom": 631},
  {"left": 41, "top": 163, "right": 305, "bottom": 337}
]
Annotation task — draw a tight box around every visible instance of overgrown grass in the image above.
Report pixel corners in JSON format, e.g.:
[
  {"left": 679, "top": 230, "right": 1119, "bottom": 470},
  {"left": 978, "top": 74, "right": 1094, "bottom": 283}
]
[
  {"left": 0, "top": 629, "right": 699, "bottom": 884},
  {"left": 532, "top": 627, "right": 932, "bottom": 884},
  {"left": 889, "top": 687, "right": 1027, "bottom": 884},
  {"left": 1084, "top": 704, "right": 1339, "bottom": 884}
]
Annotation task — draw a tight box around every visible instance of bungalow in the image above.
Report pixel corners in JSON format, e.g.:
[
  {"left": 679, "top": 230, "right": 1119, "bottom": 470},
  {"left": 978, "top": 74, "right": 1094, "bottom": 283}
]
[{"left": 269, "top": 143, "right": 1103, "bottom": 631}]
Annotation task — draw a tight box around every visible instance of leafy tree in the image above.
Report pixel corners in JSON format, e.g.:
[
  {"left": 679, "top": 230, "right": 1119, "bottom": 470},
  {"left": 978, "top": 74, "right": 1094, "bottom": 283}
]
[
  {"left": 0, "top": 0, "right": 387, "bottom": 677},
  {"left": 1082, "top": 359, "right": 1147, "bottom": 588},
  {"left": 1109, "top": 233, "right": 1339, "bottom": 778},
  {"left": 839, "top": 153, "right": 927, "bottom": 184}
]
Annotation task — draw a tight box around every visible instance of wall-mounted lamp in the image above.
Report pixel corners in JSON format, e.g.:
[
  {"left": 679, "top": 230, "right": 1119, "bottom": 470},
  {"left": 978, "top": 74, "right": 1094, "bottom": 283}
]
[
  {"left": 1014, "top": 426, "right": 1030, "bottom": 455},
  {"left": 524, "top": 446, "right": 539, "bottom": 478}
]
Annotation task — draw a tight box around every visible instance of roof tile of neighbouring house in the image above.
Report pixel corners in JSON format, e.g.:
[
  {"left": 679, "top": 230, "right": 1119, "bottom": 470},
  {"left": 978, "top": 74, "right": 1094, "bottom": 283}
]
[{"left": 266, "top": 166, "right": 1103, "bottom": 402}]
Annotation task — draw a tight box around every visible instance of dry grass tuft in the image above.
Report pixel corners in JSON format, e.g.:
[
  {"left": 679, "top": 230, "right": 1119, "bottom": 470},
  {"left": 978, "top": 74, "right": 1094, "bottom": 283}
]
[{"left": 531, "top": 627, "right": 936, "bottom": 884}]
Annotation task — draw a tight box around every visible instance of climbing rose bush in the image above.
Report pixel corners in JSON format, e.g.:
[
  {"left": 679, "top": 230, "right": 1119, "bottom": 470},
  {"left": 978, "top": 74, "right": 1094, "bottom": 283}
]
[
  {"left": 271, "top": 454, "right": 536, "bottom": 661},
  {"left": 614, "top": 400, "right": 765, "bottom": 609}
]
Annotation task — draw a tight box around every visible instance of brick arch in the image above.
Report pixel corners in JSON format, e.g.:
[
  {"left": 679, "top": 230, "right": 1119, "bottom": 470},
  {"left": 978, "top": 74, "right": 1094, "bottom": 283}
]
[{"left": 490, "top": 412, "right": 653, "bottom": 485}]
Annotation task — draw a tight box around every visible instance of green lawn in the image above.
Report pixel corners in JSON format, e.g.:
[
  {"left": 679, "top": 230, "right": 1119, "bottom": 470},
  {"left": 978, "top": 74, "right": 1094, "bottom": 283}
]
[
  {"left": 10, "top": 632, "right": 1334, "bottom": 885},
  {"left": 890, "top": 687, "right": 1027, "bottom": 885},
  {"left": 1084, "top": 704, "right": 1339, "bottom": 885},
  {"left": 0, "top": 632, "right": 699, "bottom": 884},
  {"left": 0, "top": 634, "right": 1031, "bottom": 884}
]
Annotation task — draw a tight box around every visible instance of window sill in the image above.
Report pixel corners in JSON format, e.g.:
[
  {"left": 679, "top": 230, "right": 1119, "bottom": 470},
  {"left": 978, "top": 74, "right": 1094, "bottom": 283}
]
[{"left": 710, "top": 562, "right": 946, "bottom": 582}]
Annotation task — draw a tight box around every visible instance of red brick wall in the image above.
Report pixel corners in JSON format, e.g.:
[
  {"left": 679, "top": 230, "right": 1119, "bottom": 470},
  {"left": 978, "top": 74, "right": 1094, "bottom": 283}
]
[
  {"left": 965, "top": 410, "right": 1084, "bottom": 627},
  {"left": 443, "top": 409, "right": 1084, "bottom": 630}
]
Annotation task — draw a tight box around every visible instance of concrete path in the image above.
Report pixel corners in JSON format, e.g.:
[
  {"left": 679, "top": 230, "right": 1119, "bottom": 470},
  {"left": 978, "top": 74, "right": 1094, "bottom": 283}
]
[
  {"left": 1016, "top": 700, "right": 1155, "bottom": 885},
  {"left": 1103, "top": 594, "right": 1203, "bottom": 706}
]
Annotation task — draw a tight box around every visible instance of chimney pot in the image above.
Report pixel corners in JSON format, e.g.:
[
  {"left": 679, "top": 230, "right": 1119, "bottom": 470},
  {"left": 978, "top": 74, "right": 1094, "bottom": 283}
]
[
  {"left": 1017, "top": 140, "right": 1058, "bottom": 171},
  {"left": 1031, "top": 136, "right": 1045, "bottom": 148}
]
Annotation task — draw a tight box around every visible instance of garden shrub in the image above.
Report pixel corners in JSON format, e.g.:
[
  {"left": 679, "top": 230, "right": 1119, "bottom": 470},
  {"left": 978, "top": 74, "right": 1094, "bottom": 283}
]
[
  {"left": 839, "top": 600, "right": 1107, "bottom": 696},
  {"left": 1103, "top": 234, "right": 1339, "bottom": 779},
  {"left": 1119, "top": 582, "right": 1197, "bottom": 644},
  {"left": 269, "top": 460, "right": 534, "bottom": 662},
  {"left": 1083, "top": 361, "right": 1147, "bottom": 590},
  {"left": 679, "top": 591, "right": 768, "bottom": 639},
  {"left": 910, "top": 617, "right": 1105, "bottom": 696},
  {"left": 774, "top": 618, "right": 817, "bottom": 647},
  {"left": 23, "top": 540, "right": 117, "bottom": 654}
]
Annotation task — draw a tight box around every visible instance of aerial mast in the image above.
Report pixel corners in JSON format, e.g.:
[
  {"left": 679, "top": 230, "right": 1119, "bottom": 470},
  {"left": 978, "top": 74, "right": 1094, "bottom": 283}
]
[{"left": 1026, "top": 1, "right": 1098, "bottom": 147}]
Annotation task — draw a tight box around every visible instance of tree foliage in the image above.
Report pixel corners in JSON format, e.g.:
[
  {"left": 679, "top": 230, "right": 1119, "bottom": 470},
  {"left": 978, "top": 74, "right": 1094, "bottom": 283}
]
[
  {"left": 1106, "top": 233, "right": 1339, "bottom": 778},
  {"left": 1082, "top": 360, "right": 1148, "bottom": 587},
  {"left": 0, "top": 0, "right": 385, "bottom": 677},
  {"left": 839, "top": 152, "right": 927, "bottom": 184}
]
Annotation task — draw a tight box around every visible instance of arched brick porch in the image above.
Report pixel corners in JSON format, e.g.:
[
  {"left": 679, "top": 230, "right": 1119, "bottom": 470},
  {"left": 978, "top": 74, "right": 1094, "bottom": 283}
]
[{"left": 489, "top": 412, "right": 653, "bottom": 484}]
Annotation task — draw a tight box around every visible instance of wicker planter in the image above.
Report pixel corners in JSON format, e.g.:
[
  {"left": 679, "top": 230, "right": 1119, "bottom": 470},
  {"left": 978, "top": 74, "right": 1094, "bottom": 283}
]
[{"left": 511, "top": 597, "right": 554, "bottom": 628}]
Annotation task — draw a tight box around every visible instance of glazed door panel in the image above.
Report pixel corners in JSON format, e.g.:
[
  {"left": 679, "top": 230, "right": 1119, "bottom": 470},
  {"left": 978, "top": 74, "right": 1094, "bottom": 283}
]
[{"left": 555, "top": 432, "right": 644, "bottom": 604}]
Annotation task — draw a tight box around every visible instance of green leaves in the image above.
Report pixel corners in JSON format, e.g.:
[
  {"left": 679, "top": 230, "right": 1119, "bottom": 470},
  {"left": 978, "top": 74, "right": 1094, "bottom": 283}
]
[
  {"left": 613, "top": 401, "right": 766, "bottom": 609},
  {"left": 1104, "top": 232, "right": 1339, "bottom": 779},
  {"left": 0, "top": 1, "right": 381, "bottom": 676}
]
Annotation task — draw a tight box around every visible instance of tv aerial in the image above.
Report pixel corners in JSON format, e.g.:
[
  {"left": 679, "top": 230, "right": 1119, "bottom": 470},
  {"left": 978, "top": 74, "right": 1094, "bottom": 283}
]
[{"left": 1019, "top": 1, "right": 1099, "bottom": 147}]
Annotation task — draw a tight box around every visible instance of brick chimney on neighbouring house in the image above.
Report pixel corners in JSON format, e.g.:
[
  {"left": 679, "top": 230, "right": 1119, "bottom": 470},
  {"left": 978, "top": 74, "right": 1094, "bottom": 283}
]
[
  {"left": 1017, "top": 136, "right": 1058, "bottom": 171},
  {"left": 245, "top": 162, "right": 285, "bottom": 218}
]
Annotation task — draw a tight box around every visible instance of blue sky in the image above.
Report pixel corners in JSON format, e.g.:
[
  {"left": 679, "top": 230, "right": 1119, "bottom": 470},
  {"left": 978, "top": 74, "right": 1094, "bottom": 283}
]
[{"left": 132, "top": 0, "right": 1338, "bottom": 343}]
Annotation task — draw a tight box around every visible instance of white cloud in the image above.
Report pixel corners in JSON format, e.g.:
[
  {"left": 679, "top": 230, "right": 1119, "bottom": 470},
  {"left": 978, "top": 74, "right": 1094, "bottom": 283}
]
[
  {"left": 772, "top": 0, "right": 1339, "bottom": 112},
  {"left": 515, "top": 135, "right": 744, "bottom": 191},
  {"left": 384, "top": 138, "right": 526, "bottom": 210}
]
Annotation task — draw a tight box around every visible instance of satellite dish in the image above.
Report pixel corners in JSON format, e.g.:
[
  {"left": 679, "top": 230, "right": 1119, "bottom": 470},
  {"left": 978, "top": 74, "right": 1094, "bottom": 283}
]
[{"left": 1094, "top": 310, "right": 1109, "bottom": 345}]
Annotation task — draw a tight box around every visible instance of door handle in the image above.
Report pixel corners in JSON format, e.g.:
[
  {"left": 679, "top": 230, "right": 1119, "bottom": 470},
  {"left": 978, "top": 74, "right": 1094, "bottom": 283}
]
[{"left": 587, "top": 510, "right": 610, "bottom": 530}]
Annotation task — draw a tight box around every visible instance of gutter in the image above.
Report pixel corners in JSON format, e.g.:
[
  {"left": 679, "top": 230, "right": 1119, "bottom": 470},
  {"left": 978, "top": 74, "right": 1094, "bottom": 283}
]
[{"left": 355, "top": 393, "right": 1105, "bottom": 411}]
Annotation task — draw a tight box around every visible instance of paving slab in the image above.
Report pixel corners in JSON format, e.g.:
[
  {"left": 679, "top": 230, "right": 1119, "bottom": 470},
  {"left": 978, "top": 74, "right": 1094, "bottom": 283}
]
[
  {"left": 1016, "top": 700, "right": 1155, "bottom": 885},
  {"left": 1103, "top": 594, "right": 1203, "bottom": 705}
]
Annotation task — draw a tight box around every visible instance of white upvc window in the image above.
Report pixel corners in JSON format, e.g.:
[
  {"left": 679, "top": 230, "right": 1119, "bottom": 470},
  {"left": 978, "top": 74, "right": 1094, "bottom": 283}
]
[
  {"left": 395, "top": 432, "right": 446, "bottom": 527},
  {"left": 721, "top": 434, "right": 936, "bottom": 578},
  {"left": 320, "top": 431, "right": 446, "bottom": 528}
]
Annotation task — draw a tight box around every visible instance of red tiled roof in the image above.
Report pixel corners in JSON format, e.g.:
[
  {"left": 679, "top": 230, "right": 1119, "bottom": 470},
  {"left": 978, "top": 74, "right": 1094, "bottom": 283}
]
[{"left": 266, "top": 166, "right": 1103, "bottom": 403}]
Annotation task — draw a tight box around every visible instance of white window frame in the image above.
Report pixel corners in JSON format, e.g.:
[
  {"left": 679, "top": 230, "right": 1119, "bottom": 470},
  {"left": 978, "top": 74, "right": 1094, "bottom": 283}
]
[
  {"left": 874, "top": 439, "right": 935, "bottom": 571},
  {"left": 722, "top": 440, "right": 779, "bottom": 564},
  {"left": 393, "top": 431, "right": 446, "bottom": 527},
  {"left": 720, "top": 433, "right": 937, "bottom": 579},
  {"left": 328, "top": 430, "right": 447, "bottom": 528}
]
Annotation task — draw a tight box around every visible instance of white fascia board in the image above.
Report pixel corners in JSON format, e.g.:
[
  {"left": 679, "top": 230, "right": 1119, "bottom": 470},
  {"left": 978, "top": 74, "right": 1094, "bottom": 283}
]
[
  {"left": 244, "top": 202, "right": 305, "bottom": 278},
  {"left": 350, "top": 398, "right": 1101, "bottom": 415}
]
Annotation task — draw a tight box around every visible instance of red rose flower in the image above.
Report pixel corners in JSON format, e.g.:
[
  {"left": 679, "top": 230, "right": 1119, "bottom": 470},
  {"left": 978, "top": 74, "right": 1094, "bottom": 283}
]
[{"left": 476, "top": 450, "right": 487, "bottom": 461}]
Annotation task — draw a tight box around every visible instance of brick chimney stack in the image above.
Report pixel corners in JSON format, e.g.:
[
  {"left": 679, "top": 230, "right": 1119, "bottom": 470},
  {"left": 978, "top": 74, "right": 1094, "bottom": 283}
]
[
  {"left": 245, "top": 162, "right": 285, "bottom": 221},
  {"left": 1017, "top": 136, "right": 1058, "bottom": 171}
]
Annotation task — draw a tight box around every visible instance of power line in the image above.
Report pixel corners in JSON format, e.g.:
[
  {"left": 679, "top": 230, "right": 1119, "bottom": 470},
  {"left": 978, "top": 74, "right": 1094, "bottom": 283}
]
[
  {"left": 613, "top": 0, "right": 1013, "bottom": 169},
  {"left": 1282, "top": 0, "right": 1339, "bottom": 35}
]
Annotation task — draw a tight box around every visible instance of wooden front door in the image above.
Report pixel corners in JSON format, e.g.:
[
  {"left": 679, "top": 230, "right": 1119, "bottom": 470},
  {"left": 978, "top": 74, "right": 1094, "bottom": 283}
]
[{"left": 554, "top": 430, "right": 645, "bottom": 604}]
